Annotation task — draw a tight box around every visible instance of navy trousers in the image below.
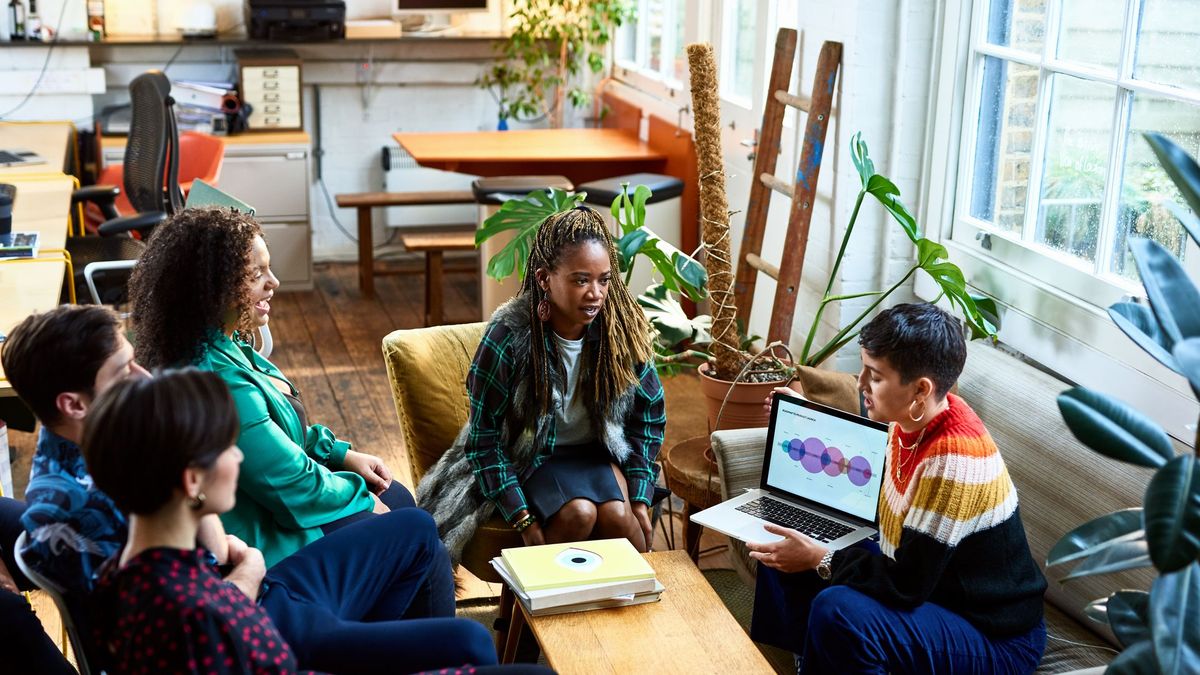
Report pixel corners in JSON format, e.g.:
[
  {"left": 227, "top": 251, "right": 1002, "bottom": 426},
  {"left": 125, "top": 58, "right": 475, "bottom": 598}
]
[
  {"left": 262, "top": 507, "right": 498, "bottom": 675},
  {"left": 751, "top": 542, "right": 1045, "bottom": 675}
]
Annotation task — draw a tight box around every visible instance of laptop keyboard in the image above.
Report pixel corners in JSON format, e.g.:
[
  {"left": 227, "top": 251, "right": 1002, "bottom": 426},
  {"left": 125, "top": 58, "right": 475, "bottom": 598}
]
[{"left": 736, "top": 497, "right": 855, "bottom": 543}]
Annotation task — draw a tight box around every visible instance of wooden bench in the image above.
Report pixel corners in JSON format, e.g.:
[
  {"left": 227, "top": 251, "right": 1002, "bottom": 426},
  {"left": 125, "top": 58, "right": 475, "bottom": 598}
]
[
  {"left": 398, "top": 231, "right": 477, "bottom": 326},
  {"left": 333, "top": 190, "right": 476, "bottom": 299}
]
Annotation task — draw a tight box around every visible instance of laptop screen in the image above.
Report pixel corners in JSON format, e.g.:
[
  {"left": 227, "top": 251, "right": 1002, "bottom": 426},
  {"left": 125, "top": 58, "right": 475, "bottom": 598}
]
[{"left": 763, "top": 393, "right": 890, "bottom": 524}]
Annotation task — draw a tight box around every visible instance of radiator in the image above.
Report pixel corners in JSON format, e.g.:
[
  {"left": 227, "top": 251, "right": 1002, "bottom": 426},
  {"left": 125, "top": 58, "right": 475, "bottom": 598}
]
[{"left": 381, "top": 145, "right": 478, "bottom": 228}]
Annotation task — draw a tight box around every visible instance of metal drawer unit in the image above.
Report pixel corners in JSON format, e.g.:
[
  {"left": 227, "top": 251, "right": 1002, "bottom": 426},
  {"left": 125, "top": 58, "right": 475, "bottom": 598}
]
[{"left": 237, "top": 50, "right": 303, "bottom": 131}]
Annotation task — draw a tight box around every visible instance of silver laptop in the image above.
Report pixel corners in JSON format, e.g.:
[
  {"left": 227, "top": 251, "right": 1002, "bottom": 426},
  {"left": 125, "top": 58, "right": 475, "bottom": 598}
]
[
  {"left": 0, "top": 149, "right": 46, "bottom": 168},
  {"left": 691, "top": 391, "right": 889, "bottom": 548}
]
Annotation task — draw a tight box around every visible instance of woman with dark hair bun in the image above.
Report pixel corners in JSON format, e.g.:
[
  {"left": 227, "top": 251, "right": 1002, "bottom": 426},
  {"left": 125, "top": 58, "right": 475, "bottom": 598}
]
[
  {"left": 86, "top": 369, "right": 503, "bottom": 674},
  {"left": 748, "top": 303, "right": 1048, "bottom": 674}
]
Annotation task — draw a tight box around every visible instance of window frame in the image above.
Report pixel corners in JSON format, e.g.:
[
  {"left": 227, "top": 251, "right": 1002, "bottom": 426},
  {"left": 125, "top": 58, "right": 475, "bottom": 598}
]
[{"left": 920, "top": 0, "right": 1198, "bottom": 443}]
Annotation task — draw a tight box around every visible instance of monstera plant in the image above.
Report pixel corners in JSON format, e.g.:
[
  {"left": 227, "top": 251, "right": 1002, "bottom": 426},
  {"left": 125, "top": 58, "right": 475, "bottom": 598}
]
[{"left": 1045, "top": 133, "right": 1200, "bottom": 675}]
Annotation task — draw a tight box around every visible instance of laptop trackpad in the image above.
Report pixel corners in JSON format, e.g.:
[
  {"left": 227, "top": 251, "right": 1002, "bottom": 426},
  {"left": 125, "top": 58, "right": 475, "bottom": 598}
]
[{"left": 737, "top": 523, "right": 784, "bottom": 544}]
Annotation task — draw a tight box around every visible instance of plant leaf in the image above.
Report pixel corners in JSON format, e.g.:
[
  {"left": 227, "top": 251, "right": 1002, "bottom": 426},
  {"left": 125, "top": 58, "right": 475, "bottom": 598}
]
[
  {"left": 1056, "top": 388, "right": 1175, "bottom": 469},
  {"left": 617, "top": 229, "right": 649, "bottom": 272},
  {"left": 1148, "top": 562, "right": 1200, "bottom": 675},
  {"left": 849, "top": 131, "right": 873, "bottom": 188},
  {"left": 1062, "top": 538, "right": 1152, "bottom": 581},
  {"left": 477, "top": 188, "right": 584, "bottom": 282},
  {"left": 1161, "top": 200, "right": 1200, "bottom": 249},
  {"left": 969, "top": 293, "right": 1002, "bottom": 332},
  {"left": 637, "top": 283, "right": 712, "bottom": 348},
  {"left": 1143, "top": 454, "right": 1200, "bottom": 572},
  {"left": 1047, "top": 508, "right": 1145, "bottom": 567},
  {"left": 1130, "top": 237, "right": 1200, "bottom": 345},
  {"left": 866, "top": 174, "right": 921, "bottom": 242},
  {"left": 1085, "top": 591, "right": 1152, "bottom": 649},
  {"left": 1106, "top": 639, "right": 1159, "bottom": 675},
  {"left": 1109, "top": 302, "right": 1179, "bottom": 372},
  {"left": 921, "top": 260, "right": 999, "bottom": 340},
  {"left": 1171, "top": 338, "right": 1200, "bottom": 401},
  {"left": 1145, "top": 132, "right": 1200, "bottom": 217}
]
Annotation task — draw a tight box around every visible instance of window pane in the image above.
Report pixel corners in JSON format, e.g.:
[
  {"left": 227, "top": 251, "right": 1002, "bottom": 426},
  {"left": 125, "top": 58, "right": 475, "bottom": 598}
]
[
  {"left": 1110, "top": 95, "right": 1200, "bottom": 278},
  {"left": 971, "top": 56, "right": 1040, "bottom": 234},
  {"left": 668, "top": 2, "right": 686, "bottom": 81},
  {"left": 984, "top": 0, "right": 1046, "bottom": 53},
  {"left": 616, "top": 19, "right": 636, "bottom": 64},
  {"left": 1136, "top": 0, "right": 1200, "bottom": 91},
  {"left": 648, "top": 0, "right": 665, "bottom": 72},
  {"left": 1036, "top": 75, "right": 1117, "bottom": 263},
  {"left": 725, "top": 0, "right": 757, "bottom": 102},
  {"left": 1057, "top": 0, "right": 1124, "bottom": 72}
]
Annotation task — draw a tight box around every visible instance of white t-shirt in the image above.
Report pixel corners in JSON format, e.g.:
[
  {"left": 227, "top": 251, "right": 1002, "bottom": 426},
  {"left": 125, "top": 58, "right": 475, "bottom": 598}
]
[{"left": 552, "top": 331, "right": 596, "bottom": 446}]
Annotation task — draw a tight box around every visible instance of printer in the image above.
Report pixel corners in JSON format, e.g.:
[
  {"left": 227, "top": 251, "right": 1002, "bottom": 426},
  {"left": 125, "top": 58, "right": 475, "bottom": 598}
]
[{"left": 246, "top": 0, "right": 346, "bottom": 41}]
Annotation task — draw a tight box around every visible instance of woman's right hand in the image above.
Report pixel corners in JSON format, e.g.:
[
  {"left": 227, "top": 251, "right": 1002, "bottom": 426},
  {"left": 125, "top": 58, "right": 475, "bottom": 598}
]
[
  {"left": 763, "top": 385, "right": 804, "bottom": 412},
  {"left": 520, "top": 521, "right": 545, "bottom": 547}
]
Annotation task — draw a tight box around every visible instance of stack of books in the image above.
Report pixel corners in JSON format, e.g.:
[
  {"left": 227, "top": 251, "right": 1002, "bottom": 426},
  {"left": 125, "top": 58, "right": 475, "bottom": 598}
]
[{"left": 490, "top": 538, "right": 664, "bottom": 617}]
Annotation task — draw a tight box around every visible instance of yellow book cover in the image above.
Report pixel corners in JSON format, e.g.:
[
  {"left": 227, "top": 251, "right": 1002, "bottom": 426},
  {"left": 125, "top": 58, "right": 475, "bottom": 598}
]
[{"left": 501, "top": 538, "right": 655, "bottom": 592}]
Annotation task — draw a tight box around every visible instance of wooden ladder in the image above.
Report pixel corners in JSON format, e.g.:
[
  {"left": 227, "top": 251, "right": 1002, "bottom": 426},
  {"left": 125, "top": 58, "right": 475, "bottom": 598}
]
[{"left": 733, "top": 29, "right": 842, "bottom": 345}]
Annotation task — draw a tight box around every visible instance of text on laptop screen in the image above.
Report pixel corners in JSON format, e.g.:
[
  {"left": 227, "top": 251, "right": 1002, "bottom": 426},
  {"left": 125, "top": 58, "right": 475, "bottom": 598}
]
[{"left": 765, "top": 397, "right": 889, "bottom": 522}]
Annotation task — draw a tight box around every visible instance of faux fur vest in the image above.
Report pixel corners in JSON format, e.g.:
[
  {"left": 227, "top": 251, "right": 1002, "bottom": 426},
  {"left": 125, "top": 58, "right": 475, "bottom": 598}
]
[{"left": 415, "top": 297, "right": 645, "bottom": 563}]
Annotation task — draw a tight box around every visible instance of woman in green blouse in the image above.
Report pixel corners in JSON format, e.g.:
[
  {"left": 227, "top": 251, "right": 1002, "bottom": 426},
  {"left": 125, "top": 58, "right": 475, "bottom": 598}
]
[{"left": 128, "top": 207, "right": 412, "bottom": 566}]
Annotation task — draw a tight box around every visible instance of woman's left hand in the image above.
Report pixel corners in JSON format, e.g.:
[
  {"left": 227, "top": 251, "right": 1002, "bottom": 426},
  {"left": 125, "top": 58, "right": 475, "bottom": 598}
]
[
  {"left": 632, "top": 502, "right": 653, "bottom": 552},
  {"left": 343, "top": 450, "right": 393, "bottom": 494},
  {"left": 746, "top": 523, "right": 828, "bottom": 573}
]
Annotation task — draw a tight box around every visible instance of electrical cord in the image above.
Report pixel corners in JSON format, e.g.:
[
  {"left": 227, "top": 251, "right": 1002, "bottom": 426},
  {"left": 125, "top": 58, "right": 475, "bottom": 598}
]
[
  {"left": 0, "top": 0, "right": 72, "bottom": 120},
  {"left": 163, "top": 42, "right": 186, "bottom": 72}
]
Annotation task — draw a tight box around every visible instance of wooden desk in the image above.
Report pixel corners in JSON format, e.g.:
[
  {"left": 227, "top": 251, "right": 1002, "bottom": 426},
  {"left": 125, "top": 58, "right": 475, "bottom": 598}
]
[
  {"left": 392, "top": 129, "right": 668, "bottom": 186},
  {"left": 0, "top": 175, "right": 75, "bottom": 397},
  {"left": 517, "top": 550, "right": 773, "bottom": 674},
  {"left": 0, "top": 121, "right": 75, "bottom": 176}
]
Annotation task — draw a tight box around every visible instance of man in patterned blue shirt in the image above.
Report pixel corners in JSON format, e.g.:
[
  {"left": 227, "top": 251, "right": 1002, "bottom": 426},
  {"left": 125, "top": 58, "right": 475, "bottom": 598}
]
[{"left": 2, "top": 306, "right": 150, "bottom": 595}]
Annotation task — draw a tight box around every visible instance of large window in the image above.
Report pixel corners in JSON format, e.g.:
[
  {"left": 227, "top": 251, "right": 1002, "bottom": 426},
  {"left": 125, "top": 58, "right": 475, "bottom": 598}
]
[
  {"left": 615, "top": 0, "right": 688, "bottom": 88},
  {"left": 956, "top": 0, "right": 1200, "bottom": 303}
]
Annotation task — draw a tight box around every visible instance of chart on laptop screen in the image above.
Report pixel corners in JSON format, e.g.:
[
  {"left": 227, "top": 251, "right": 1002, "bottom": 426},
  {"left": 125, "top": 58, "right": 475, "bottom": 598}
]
[{"left": 766, "top": 399, "right": 888, "bottom": 522}]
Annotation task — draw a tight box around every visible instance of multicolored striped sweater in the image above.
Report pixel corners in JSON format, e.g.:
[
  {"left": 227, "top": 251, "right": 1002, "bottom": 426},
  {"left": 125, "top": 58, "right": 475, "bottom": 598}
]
[{"left": 830, "top": 394, "right": 1047, "bottom": 636}]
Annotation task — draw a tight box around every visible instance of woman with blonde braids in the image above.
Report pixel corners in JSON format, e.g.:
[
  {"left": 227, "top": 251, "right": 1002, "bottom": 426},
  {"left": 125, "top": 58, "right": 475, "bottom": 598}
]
[{"left": 418, "top": 205, "right": 666, "bottom": 557}]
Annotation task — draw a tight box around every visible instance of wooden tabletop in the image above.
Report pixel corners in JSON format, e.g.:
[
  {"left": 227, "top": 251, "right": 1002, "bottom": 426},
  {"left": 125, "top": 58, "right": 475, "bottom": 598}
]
[
  {"left": 523, "top": 550, "right": 774, "bottom": 675},
  {"left": 100, "top": 130, "right": 312, "bottom": 149},
  {"left": 392, "top": 129, "right": 668, "bottom": 185},
  {"left": 0, "top": 121, "right": 74, "bottom": 176},
  {"left": 0, "top": 174, "right": 75, "bottom": 396}
]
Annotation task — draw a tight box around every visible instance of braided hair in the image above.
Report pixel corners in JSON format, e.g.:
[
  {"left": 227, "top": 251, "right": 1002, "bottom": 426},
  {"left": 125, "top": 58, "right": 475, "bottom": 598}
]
[{"left": 519, "top": 206, "right": 653, "bottom": 425}]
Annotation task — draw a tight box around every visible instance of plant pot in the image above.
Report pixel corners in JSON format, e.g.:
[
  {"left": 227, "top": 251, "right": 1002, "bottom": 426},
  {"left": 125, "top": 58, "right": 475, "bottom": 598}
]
[{"left": 698, "top": 362, "right": 790, "bottom": 432}]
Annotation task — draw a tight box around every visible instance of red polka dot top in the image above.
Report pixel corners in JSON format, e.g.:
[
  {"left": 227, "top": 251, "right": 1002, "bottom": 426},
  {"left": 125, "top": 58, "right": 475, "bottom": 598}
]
[{"left": 93, "top": 547, "right": 299, "bottom": 674}]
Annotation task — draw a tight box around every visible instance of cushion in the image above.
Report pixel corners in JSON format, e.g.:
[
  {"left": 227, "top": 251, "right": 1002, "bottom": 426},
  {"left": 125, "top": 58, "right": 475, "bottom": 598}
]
[
  {"left": 792, "top": 365, "right": 861, "bottom": 415},
  {"left": 382, "top": 322, "right": 486, "bottom": 484}
]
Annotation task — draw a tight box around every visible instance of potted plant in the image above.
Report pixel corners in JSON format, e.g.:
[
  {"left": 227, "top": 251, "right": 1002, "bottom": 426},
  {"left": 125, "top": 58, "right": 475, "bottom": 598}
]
[
  {"left": 477, "top": 1, "right": 634, "bottom": 129},
  {"left": 1044, "top": 133, "right": 1200, "bottom": 675}
]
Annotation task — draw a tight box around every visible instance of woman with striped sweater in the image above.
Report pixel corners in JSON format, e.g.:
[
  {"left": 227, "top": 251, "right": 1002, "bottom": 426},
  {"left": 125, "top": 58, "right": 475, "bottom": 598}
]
[{"left": 748, "top": 303, "right": 1047, "bottom": 674}]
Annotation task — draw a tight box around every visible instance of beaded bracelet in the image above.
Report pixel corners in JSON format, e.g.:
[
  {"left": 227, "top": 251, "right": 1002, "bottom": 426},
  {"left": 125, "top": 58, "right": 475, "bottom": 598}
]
[{"left": 513, "top": 513, "right": 537, "bottom": 532}]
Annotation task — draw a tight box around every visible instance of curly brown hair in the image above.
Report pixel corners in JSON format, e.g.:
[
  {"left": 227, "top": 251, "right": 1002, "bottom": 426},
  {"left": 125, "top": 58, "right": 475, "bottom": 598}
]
[{"left": 129, "top": 207, "right": 262, "bottom": 368}]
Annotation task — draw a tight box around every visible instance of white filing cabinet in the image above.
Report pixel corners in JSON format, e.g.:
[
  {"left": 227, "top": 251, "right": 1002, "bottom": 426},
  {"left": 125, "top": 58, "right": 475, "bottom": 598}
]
[{"left": 101, "top": 131, "right": 313, "bottom": 290}]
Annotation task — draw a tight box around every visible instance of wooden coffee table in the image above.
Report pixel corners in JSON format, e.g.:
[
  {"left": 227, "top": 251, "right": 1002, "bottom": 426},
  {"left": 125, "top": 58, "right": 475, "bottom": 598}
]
[{"left": 503, "top": 550, "right": 773, "bottom": 674}]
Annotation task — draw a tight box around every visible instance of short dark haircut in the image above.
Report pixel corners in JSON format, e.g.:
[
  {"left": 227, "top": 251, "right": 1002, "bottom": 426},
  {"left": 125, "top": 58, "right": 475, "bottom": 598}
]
[
  {"left": 858, "top": 303, "right": 966, "bottom": 397},
  {"left": 1, "top": 306, "right": 121, "bottom": 425},
  {"left": 83, "top": 368, "right": 239, "bottom": 516}
]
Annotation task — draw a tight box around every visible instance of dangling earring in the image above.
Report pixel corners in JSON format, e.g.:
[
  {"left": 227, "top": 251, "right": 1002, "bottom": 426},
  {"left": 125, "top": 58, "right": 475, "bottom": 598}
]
[
  {"left": 908, "top": 399, "right": 926, "bottom": 423},
  {"left": 189, "top": 492, "right": 207, "bottom": 510},
  {"left": 537, "top": 288, "right": 551, "bottom": 322}
]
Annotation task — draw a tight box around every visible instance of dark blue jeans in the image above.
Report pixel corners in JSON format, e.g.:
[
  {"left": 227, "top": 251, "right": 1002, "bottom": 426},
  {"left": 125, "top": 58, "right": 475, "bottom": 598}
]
[
  {"left": 321, "top": 480, "right": 417, "bottom": 534},
  {"left": 752, "top": 542, "right": 1045, "bottom": 674},
  {"left": 262, "top": 508, "right": 497, "bottom": 675}
]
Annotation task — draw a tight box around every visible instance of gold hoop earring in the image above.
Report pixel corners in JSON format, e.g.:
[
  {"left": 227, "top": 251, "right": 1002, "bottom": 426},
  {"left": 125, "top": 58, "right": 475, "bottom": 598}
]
[
  {"left": 189, "top": 492, "right": 207, "bottom": 510},
  {"left": 908, "top": 399, "right": 926, "bottom": 423}
]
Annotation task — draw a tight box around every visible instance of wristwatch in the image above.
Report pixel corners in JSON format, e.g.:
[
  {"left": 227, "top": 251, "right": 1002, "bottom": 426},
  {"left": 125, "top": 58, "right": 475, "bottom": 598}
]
[{"left": 815, "top": 549, "right": 835, "bottom": 580}]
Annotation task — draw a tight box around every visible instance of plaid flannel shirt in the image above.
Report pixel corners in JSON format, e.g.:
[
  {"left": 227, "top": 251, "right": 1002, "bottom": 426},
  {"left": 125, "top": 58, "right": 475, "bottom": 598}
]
[{"left": 464, "top": 321, "right": 666, "bottom": 523}]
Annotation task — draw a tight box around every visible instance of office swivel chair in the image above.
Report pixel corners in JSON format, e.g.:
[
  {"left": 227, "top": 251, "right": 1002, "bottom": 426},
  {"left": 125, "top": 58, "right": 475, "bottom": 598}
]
[{"left": 70, "top": 70, "right": 185, "bottom": 304}]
